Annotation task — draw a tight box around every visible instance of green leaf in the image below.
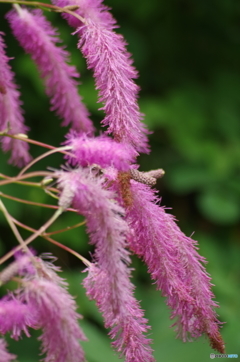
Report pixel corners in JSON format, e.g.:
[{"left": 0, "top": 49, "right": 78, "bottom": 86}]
[{"left": 197, "top": 188, "right": 240, "bottom": 224}]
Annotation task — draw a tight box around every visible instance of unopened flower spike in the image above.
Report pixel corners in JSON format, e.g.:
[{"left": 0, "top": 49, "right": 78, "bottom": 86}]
[
  {"left": 130, "top": 168, "right": 165, "bottom": 186},
  {"left": 0, "top": 32, "right": 31, "bottom": 167},
  {"left": 7, "top": 6, "right": 94, "bottom": 133}
]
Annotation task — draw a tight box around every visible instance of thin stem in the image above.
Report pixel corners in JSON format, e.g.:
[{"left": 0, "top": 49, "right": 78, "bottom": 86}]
[
  {"left": 0, "top": 199, "right": 32, "bottom": 257},
  {"left": 4, "top": 217, "right": 91, "bottom": 267},
  {"left": 45, "top": 221, "right": 86, "bottom": 236},
  {"left": 19, "top": 145, "right": 72, "bottom": 176},
  {"left": 0, "top": 0, "right": 86, "bottom": 23},
  {"left": 0, "top": 132, "right": 57, "bottom": 150},
  {"left": 0, "top": 191, "right": 77, "bottom": 212},
  {"left": 0, "top": 207, "right": 63, "bottom": 265},
  {"left": 0, "top": 171, "right": 55, "bottom": 187},
  {"left": 0, "top": 173, "right": 53, "bottom": 188},
  {"left": 0, "top": 133, "right": 74, "bottom": 160}
]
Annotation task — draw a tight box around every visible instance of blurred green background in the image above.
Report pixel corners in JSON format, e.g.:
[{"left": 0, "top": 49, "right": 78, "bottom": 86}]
[{"left": 0, "top": 0, "right": 240, "bottom": 361}]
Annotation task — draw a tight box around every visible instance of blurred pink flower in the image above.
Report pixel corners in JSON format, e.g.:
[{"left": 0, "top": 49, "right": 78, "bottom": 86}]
[
  {"left": 23, "top": 278, "right": 86, "bottom": 362},
  {"left": 7, "top": 8, "right": 94, "bottom": 133},
  {"left": 0, "top": 339, "right": 16, "bottom": 362},
  {"left": 0, "top": 298, "right": 36, "bottom": 338},
  {"left": 0, "top": 32, "right": 31, "bottom": 167}
]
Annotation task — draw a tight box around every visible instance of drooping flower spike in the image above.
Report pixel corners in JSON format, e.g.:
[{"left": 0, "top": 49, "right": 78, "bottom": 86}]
[
  {"left": 22, "top": 278, "right": 86, "bottom": 362},
  {"left": 123, "top": 180, "right": 225, "bottom": 354},
  {"left": 7, "top": 7, "right": 94, "bottom": 133},
  {"left": 57, "top": 167, "right": 155, "bottom": 362},
  {"left": 76, "top": 19, "right": 150, "bottom": 153},
  {"left": 0, "top": 254, "right": 86, "bottom": 362},
  {"left": 0, "top": 32, "right": 31, "bottom": 167},
  {"left": 52, "top": 0, "right": 149, "bottom": 153}
]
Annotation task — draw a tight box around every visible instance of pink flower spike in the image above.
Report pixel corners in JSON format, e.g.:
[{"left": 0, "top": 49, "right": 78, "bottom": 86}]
[
  {"left": 65, "top": 132, "right": 136, "bottom": 170},
  {"left": 7, "top": 8, "right": 94, "bottom": 133},
  {"left": 57, "top": 168, "right": 155, "bottom": 362},
  {"left": 76, "top": 19, "right": 150, "bottom": 153},
  {"left": 0, "top": 339, "right": 16, "bottom": 362},
  {"left": 23, "top": 278, "right": 86, "bottom": 362},
  {"left": 0, "top": 32, "right": 31, "bottom": 167},
  {"left": 83, "top": 265, "right": 155, "bottom": 362},
  {"left": 125, "top": 181, "right": 225, "bottom": 354}
]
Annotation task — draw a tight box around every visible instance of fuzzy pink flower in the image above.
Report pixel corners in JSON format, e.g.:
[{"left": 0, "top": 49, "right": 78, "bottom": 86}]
[
  {"left": 0, "top": 32, "right": 31, "bottom": 167},
  {"left": 57, "top": 168, "right": 155, "bottom": 362},
  {"left": 0, "top": 298, "right": 36, "bottom": 339},
  {"left": 65, "top": 132, "right": 136, "bottom": 170},
  {"left": 76, "top": 19, "right": 149, "bottom": 153},
  {"left": 125, "top": 181, "right": 225, "bottom": 353},
  {"left": 7, "top": 8, "right": 94, "bottom": 133},
  {"left": 22, "top": 277, "right": 86, "bottom": 362},
  {"left": 0, "top": 339, "right": 16, "bottom": 362}
]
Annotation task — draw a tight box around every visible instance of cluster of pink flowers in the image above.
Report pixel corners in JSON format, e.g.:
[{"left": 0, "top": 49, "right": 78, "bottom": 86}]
[{"left": 0, "top": 1, "right": 225, "bottom": 361}]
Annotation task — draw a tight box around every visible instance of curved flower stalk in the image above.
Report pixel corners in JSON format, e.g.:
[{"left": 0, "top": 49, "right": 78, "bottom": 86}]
[
  {"left": 0, "top": 33, "right": 31, "bottom": 167},
  {"left": 124, "top": 181, "right": 225, "bottom": 354},
  {"left": 0, "top": 339, "right": 16, "bottom": 362},
  {"left": 7, "top": 7, "right": 94, "bottom": 133},
  {"left": 57, "top": 167, "right": 155, "bottom": 362},
  {"left": 65, "top": 132, "right": 136, "bottom": 170},
  {"left": 52, "top": 0, "right": 116, "bottom": 29}
]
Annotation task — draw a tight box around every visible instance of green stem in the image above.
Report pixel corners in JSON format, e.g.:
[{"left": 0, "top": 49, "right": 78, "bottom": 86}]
[
  {"left": 0, "top": 0, "right": 86, "bottom": 23},
  {"left": 45, "top": 220, "right": 86, "bottom": 236}
]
